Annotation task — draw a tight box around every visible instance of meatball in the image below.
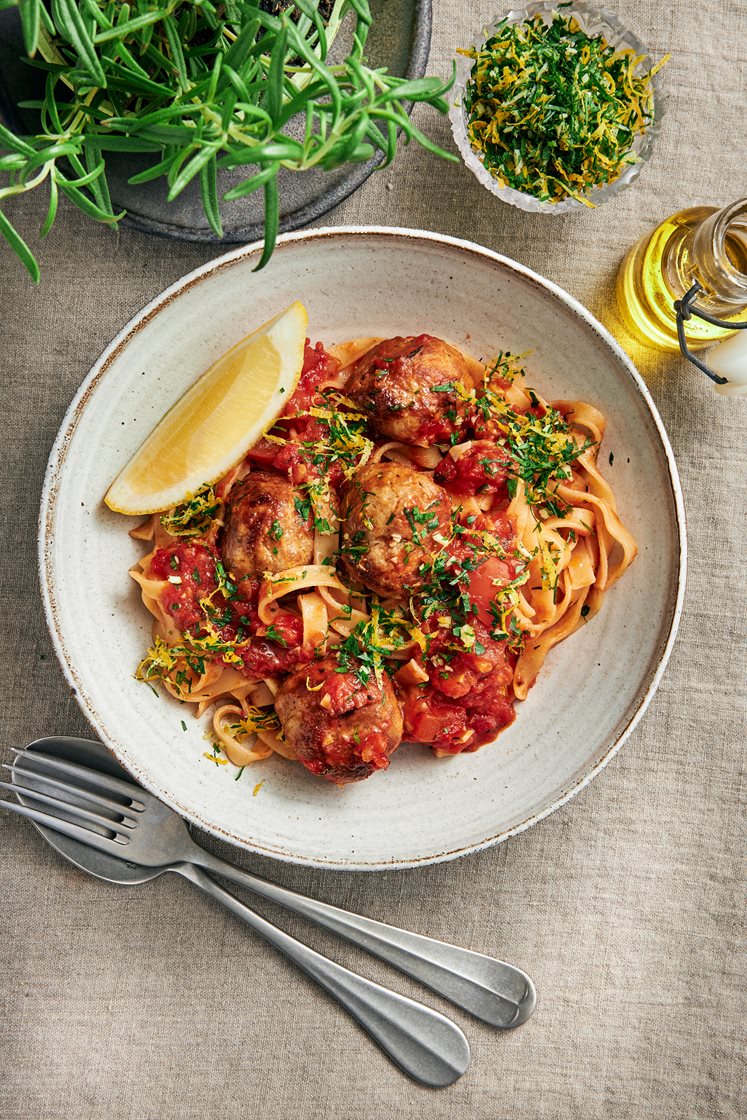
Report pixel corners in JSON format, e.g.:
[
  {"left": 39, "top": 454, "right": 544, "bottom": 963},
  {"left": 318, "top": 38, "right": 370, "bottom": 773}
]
[
  {"left": 274, "top": 655, "right": 403, "bottom": 784},
  {"left": 344, "top": 334, "right": 473, "bottom": 446},
  {"left": 339, "top": 462, "right": 451, "bottom": 598},
  {"left": 221, "top": 471, "right": 313, "bottom": 581}
]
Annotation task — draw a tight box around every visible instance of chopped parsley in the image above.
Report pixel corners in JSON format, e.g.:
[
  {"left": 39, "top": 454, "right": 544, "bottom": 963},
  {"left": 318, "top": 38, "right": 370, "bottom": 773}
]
[
  {"left": 403, "top": 503, "right": 441, "bottom": 546},
  {"left": 417, "top": 548, "right": 481, "bottom": 630},
  {"left": 476, "top": 360, "right": 592, "bottom": 510},
  {"left": 341, "top": 529, "right": 368, "bottom": 565},
  {"left": 461, "top": 12, "right": 668, "bottom": 205},
  {"left": 263, "top": 624, "right": 288, "bottom": 648},
  {"left": 215, "top": 560, "right": 238, "bottom": 599},
  {"left": 161, "top": 484, "right": 220, "bottom": 538},
  {"left": 294, "top": 494, "right": 312, "bottom": 522},
  {"left": 334, "top": 605, "right": 410, "bottom": 687}
]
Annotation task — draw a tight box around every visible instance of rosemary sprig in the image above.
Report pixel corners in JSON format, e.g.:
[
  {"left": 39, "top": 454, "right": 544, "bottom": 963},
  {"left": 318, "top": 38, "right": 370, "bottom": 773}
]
[{"left": 0, "top": 0, "right": 455, "bottom": 280}]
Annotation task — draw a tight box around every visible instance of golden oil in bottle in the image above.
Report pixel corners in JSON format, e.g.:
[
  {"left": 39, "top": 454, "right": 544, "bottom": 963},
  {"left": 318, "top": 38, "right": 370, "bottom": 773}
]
[{"left": 617, "top": 202, "right": 747, "bottom": 351}]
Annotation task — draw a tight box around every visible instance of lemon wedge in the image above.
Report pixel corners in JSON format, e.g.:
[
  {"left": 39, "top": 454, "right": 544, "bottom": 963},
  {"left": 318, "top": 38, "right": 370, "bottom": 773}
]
[{"left": 105, "top": 301, "right": 308, "bottom": 515}]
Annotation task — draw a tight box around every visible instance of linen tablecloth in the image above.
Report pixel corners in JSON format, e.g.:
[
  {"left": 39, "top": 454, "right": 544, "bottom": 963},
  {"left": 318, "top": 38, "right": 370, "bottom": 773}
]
[{"left": 1, "top": 2, "right": 744, "bottom": 1117}]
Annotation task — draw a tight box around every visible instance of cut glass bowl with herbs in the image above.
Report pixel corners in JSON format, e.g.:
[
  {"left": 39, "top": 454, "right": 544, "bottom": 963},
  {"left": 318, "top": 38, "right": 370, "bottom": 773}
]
[
  {"left": 0, "top": 0, "right": 454, "bottom": 280},
  {"left": 449, "top": 1, "right": 668, "bottom": 214}
]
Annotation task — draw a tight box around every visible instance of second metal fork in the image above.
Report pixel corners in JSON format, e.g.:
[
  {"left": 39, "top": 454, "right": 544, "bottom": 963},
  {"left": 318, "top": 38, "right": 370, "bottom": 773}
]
[{"left": 3, "top": 736, "right": 536, "bottom": 1030}]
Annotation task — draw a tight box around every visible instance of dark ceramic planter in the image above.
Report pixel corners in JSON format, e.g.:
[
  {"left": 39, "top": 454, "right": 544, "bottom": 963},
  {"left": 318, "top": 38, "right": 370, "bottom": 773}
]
[{"left": 0, "top": 1, "right": 432, "bottom": 242}]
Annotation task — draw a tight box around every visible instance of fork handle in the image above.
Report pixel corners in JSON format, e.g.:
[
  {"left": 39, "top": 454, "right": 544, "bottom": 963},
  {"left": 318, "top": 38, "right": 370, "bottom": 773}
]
[
  {"left": 190, "top": 848, "right": 535, "bottom": 1028},
  {"left": 174, "top": 862, "right": 469, "bottom": 1087}
]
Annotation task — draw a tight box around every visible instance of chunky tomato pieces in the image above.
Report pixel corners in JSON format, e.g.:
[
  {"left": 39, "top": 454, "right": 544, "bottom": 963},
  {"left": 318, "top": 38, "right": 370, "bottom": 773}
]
[
  {"left": 434, "top": 441, "right": 510, "bottom": 496},
  {"left": 151, "top": 544, "right": 308, "bottom": 678},
  {"left": 150, "top": 543, "right": 218, "bottom": 631},
  {"left": 403, "top": 643, "right": 516, "bottom": 752},
  {"left": 244, "top": 438, "right": 281, "bottom": 471},
  {"left": 230, "top": 605, "right": 307, "bottom": 679},
  {"left": 417, "top": 414, "right": 465, "bottom": 446},
  {"left": 268, "top": 417, "right": 345, "bottom": 490},
  {"left": 300, "top": 729, "right": 391, "bottom": 781},
  {"left": 240, "top": 630, "right": 310, "bottom": 678},
  {"left": 463, "top": 527, "right": 518, "bottom": 628},
  {"left": 246, "top": 341, "right": 344, "bottom": 490},
  {"left": 402, "top": 618, "right": 517, "bottom": 752},
  {"left": 246, "top": 437, "right": 308, "bottom": 485},
  {"left": 320, "top": 670, "right": 383, "bottom": 718},
  {"left": 282, "top": 340, "right": 341, "bottom": 416}
]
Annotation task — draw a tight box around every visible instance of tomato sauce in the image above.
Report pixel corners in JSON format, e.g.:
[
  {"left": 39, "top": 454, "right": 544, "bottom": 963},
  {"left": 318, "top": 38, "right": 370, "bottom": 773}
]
[
  {"left": 282, "top": 340, "right": 341, "bottom": 417},
  {"left": 151, "top": 543, "right": 218, "bottom": 631},
  {"left": 320, "top": 668, "right": 383, "bottom": 718},
  {"left": 152, "top": 542, "right": 309, "bottom": 678},
  {"left": 145, "top": 331, "right": 534, "bottom": 771},
  {"left": 401, "top": 602, "right": 518, "bottom": 752},
  {"left": 402, "top": 637, "right": 517, "bottom": 752},
  {"left": 223, "top": 603, "right": 308, "bottom": 680},
  {"left": 246, "top": 341, "right": 344, "bottom": 491},
  {"left": 417, "top": 415, "right": 464, "bottom": 445},
  {"left": 300, "top": 728, "right": 391, "bottom": 780},
  {"left": 434, "top": 441, "right": 510, "bottom": 496},
  {"left": 239, "top": 631, "right": 310, "bottom": 678}
]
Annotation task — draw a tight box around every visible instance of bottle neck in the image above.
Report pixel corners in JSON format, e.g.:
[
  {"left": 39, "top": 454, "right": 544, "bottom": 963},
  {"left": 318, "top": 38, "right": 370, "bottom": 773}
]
[{"left": 690, "top": 198, "right": 747, "bottom": 309}]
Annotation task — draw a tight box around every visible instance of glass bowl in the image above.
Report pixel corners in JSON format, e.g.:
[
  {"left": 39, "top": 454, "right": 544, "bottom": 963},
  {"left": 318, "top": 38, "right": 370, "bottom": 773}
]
[{"left": 449, "top": 1, "right": 668, "bottom": 215}]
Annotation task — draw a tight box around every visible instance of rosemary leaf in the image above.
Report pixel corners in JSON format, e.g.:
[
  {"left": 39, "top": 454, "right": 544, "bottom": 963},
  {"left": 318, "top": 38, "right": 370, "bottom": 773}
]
[
  {"left": 0, "top": 0, "right": 455, "bottom": 279},
  {"left": 0, "top": 208, "right": 40, "bottom": 280}
]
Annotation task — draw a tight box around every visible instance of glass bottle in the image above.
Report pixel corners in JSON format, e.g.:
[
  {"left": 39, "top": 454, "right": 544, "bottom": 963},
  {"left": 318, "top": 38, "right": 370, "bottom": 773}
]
[{"left": 617, "top": 198, "right": 747, "bottom": 351}]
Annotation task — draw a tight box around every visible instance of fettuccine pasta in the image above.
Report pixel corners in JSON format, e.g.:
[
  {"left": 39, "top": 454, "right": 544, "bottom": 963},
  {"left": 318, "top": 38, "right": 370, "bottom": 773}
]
[{"left": 128, "top": 327, "right": 636, "bottom": 785}]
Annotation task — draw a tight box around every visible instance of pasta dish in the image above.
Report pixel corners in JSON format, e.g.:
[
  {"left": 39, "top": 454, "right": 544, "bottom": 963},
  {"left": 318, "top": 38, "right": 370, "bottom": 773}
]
[{"left": 130, "top": 327, "right": 637, "bottom": 784}]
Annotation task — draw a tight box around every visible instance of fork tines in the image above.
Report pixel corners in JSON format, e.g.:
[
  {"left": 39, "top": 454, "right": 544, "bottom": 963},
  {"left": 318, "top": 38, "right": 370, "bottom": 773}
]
[{"left": 10, "top": 748, "right": 145, "bottom": 810}]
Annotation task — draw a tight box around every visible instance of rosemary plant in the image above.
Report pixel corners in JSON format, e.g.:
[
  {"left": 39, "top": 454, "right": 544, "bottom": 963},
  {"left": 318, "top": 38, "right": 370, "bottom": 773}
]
[{"left": 0, "top": 0, "right": 455, "bottom": 280}]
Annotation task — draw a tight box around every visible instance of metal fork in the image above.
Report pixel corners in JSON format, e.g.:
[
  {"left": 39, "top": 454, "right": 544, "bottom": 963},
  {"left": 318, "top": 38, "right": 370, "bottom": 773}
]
[
  {"left": 2, "top": 741, "right": 535, "bottom": 1031},
  {"left": 3, "top": 743, "right": 474, "bottom": 1087}
]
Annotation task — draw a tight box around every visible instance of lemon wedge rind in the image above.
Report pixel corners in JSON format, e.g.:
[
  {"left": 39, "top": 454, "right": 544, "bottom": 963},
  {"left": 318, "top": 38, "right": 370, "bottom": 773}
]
[{"left": 105, "top": 301, "right": 308, "bottom": 516}]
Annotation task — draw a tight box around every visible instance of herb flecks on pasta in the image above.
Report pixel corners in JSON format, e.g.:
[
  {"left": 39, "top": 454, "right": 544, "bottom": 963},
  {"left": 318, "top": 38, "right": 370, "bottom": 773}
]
[{"left": 160, "top": 486, "right": 221, "bottom": 539}]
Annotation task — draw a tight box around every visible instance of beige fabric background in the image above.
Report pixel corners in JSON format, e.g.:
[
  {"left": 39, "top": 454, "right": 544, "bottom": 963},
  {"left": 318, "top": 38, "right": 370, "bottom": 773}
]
[{"left": 1, "top": 2, "right": 745, "bottom": 1117}]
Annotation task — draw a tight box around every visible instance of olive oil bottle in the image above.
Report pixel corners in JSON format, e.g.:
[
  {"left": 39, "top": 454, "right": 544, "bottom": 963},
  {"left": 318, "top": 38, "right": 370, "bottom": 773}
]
[{"left": 617, "top": 199, "right": 747, "bottom": 351}]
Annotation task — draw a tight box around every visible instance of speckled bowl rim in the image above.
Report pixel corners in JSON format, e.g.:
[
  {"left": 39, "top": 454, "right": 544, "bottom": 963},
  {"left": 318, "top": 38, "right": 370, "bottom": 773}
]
[{"left": 38, "top": 226, "right": 687, "bottom": 871}]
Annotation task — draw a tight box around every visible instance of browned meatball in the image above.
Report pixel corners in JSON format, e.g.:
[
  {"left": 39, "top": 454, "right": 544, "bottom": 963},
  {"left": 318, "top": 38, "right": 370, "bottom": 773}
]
[
  {"left": 221, "top": 471, "right": 313, "bottom": 581},
  {"left": 274, "top": 655, "right": 403, "bottom": 784},
  {"left": 344, "top": 334, "right": 473, "bottom": 446},
  {"left": 339, "top": 462, "right": 451, "bottom": 598}
]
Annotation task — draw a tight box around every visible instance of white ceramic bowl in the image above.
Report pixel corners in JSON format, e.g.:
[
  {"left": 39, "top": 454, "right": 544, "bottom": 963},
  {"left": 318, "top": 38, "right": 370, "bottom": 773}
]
[{"left": 39, "top": 227, "right": 685, "bottom": 870}]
